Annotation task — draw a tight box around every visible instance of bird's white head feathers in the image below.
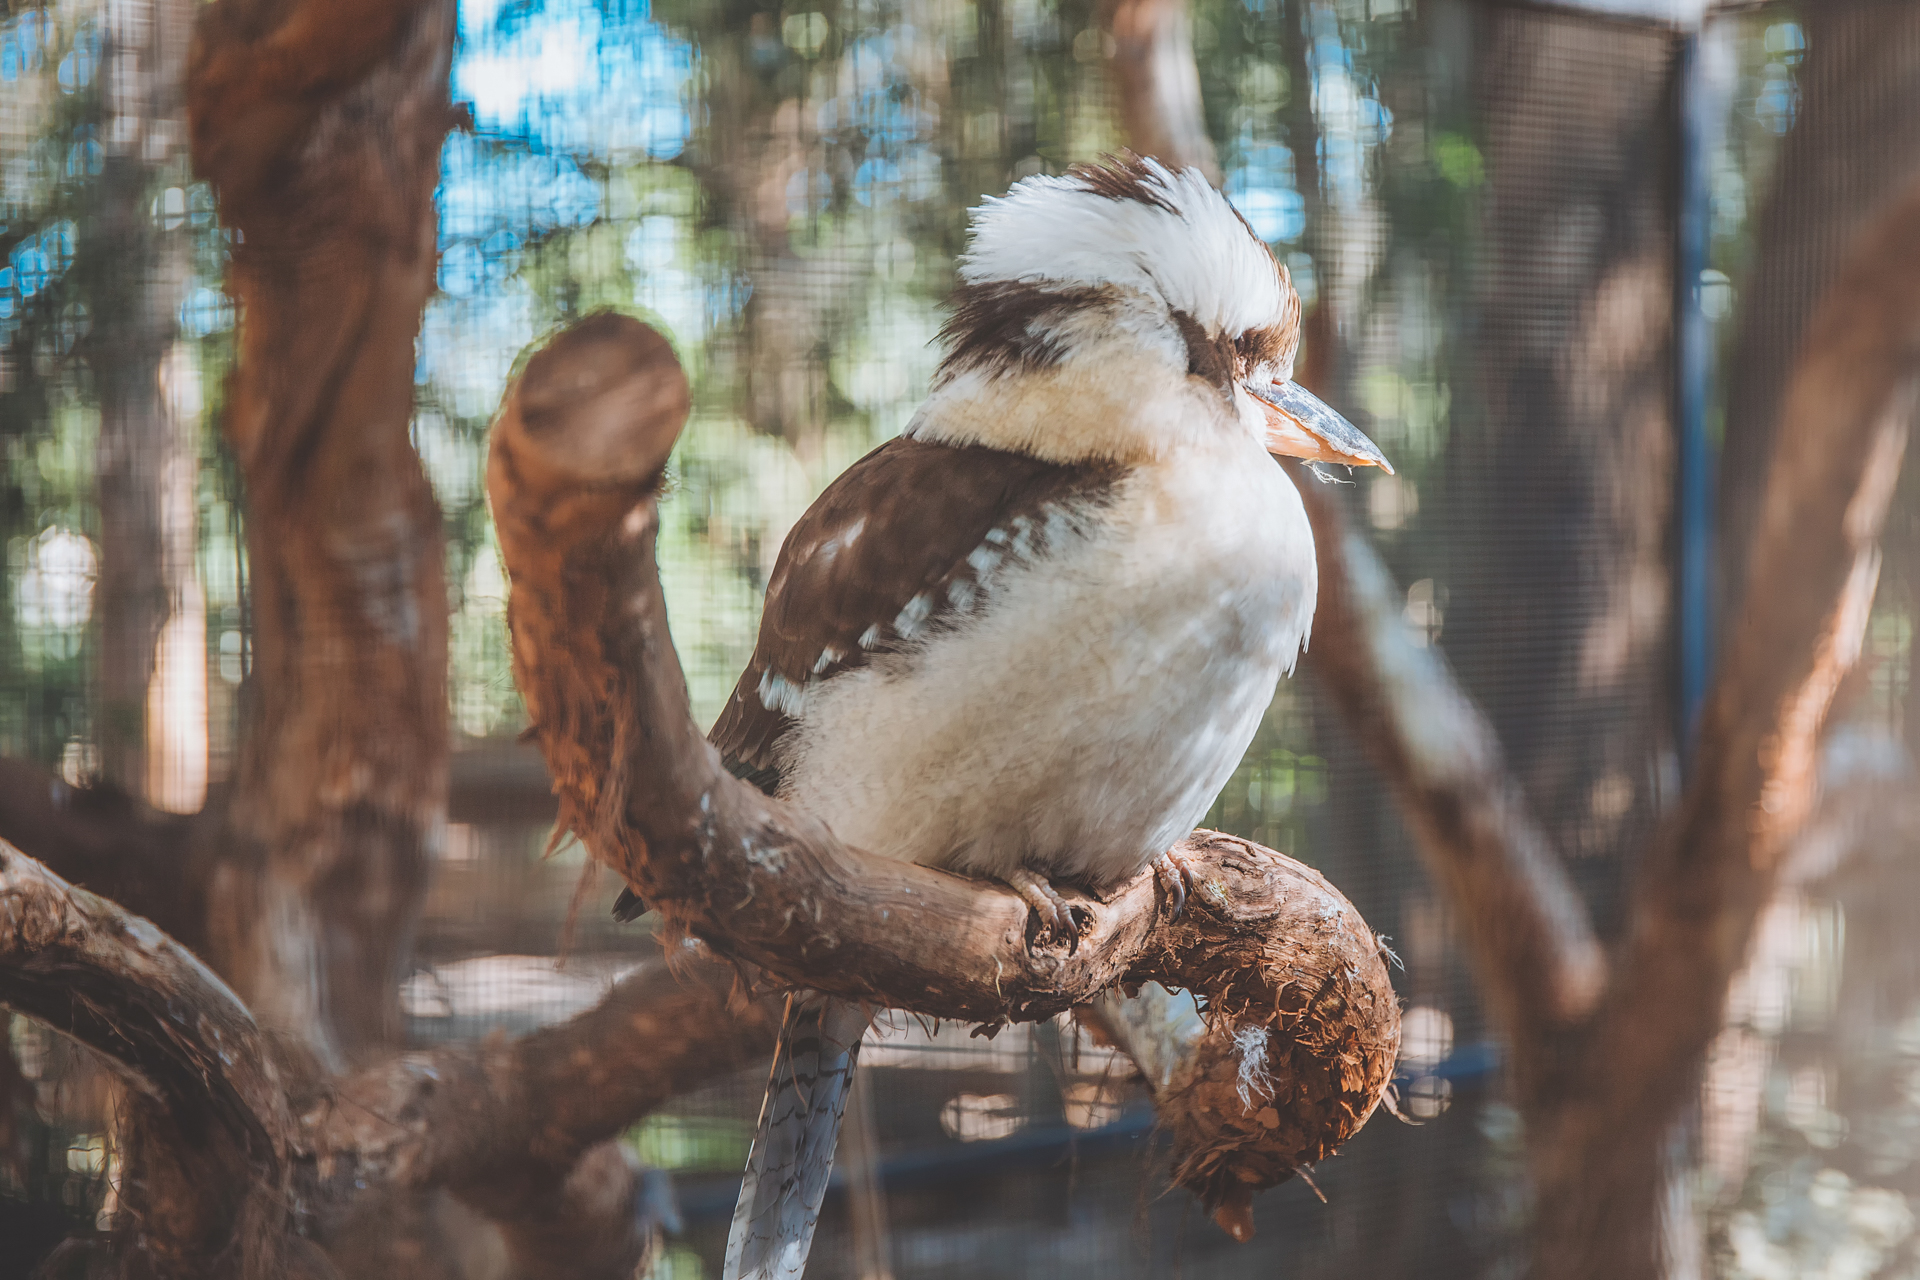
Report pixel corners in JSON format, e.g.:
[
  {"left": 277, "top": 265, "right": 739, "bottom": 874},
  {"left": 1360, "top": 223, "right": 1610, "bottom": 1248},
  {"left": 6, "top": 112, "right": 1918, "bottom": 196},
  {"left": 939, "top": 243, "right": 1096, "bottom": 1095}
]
[
  {"left": 912, "top": 155, "right": 1302, "bottom": 464},
  {"left": 959, "top": 156, "right": 1292, "bottom": 349}
]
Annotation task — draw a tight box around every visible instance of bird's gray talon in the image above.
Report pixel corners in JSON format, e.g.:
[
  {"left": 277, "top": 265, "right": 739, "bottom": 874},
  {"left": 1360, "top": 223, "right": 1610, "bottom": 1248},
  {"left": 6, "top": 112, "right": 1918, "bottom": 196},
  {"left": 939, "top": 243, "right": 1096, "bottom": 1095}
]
[
  {"left": 1007, "top": 867, "right": 1082, "bottom": 954},
  {"left": 1154, "top": 851, "right": 1196, "bottom": 921}
]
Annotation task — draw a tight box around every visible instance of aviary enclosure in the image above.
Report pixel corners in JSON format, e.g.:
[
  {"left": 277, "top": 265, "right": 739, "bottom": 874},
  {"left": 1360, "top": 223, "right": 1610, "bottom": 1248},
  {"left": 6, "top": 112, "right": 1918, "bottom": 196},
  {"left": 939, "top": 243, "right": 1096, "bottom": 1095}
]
[{"left": 0, "top": 0, "right": 1918, "bottom": 1278}]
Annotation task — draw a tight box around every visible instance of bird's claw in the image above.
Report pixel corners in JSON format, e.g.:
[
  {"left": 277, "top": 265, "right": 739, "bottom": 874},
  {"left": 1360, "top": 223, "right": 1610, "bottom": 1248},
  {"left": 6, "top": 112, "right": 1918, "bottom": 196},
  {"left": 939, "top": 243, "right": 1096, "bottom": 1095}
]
[
  {"left": 1006, "top": 868, "right": 1086, "bottom": 955},
  {"left": 1153, "top": 850, "right": 1197, "bottom": 921}
]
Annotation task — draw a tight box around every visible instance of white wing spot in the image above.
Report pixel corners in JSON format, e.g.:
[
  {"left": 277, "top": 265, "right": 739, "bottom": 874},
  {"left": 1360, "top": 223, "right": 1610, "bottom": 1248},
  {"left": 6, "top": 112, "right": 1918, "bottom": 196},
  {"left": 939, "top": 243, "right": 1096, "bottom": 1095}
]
[
  {"left": 812, "top": 515, "right": 868, "bottom": 567},
  {"left": 894, "top": 592, "right": 934, "bottom": 638},
  {"left": 967, "top": 544, "right": 1003, "bottom": 577},
  {"left": 1009, "top": 515, "right": 1037, "bottom": 560},
  {"left": 757, "top": 670, "right": 809, "bottom": 716},
  {"left": 811, "top": 647, "right": 843, "bottom": 676},
  {"left": 858, "top": 623, "right": 884, "bottom": 649}
]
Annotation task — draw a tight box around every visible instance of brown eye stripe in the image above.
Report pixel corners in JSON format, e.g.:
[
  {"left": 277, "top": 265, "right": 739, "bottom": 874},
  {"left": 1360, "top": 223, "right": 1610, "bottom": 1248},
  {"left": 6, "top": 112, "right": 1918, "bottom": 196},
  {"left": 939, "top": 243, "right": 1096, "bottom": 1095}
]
[
  {"left": 935, "top": 281, "right": 1105, "bottom": 381},
  {"left": 1235, "top": 323, "right": 1290, "bottom": 371},
  {"left": 1171, "top": 309, "right": 1235, "bottom": 398}
]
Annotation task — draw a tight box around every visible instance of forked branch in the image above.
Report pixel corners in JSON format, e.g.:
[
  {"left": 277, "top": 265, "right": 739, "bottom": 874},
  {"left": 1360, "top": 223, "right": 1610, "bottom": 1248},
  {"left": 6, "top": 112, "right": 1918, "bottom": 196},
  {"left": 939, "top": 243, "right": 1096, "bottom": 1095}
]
[{"left": 0, "top": 840, "right": 778, "bottom": 1277}]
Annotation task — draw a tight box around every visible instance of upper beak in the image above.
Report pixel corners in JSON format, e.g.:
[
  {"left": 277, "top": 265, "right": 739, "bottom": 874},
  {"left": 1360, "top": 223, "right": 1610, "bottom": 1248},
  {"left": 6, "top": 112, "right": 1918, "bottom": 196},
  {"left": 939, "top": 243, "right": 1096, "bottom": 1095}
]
[{"left": 1252, "top": 381, "right": 1393, "bottom": 474}]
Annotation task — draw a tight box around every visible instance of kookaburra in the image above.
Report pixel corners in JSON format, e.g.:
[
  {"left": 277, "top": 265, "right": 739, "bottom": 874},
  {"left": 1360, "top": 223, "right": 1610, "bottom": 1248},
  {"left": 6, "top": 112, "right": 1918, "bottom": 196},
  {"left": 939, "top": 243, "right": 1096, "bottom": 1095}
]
[{"left": 617, "top": 155, "right": 1389, "bottom": 1279}]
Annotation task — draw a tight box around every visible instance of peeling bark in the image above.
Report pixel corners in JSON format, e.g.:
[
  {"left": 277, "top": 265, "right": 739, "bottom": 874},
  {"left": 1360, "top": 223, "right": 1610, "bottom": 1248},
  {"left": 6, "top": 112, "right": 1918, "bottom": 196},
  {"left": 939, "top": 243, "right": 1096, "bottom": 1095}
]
[{"left": 0, "top": 844, "right": 296, "bottom": 1280}]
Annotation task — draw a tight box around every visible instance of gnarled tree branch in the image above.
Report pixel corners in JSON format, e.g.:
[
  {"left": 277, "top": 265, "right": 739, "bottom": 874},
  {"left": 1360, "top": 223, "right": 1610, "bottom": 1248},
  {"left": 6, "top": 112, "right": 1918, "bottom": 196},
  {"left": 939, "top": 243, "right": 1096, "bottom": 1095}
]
[
  {"left": 486, "top": 313, "right": 1401, "bottom": 1228},
  {"left": 0, "top": 842, "right": 299, "bottom": 1279},
  {"left": 0, "top": 839, "right": 779, "bottom": 1278},
  {"left": 188, "top": 0, "right": 457, "bottom": 1067}
]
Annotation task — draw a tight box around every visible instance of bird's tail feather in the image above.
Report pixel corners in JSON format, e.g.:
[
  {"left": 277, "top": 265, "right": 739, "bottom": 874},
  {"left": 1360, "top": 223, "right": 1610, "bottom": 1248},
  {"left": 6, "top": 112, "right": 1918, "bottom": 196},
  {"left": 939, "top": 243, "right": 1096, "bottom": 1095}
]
[{"left": 723, "top": 994, "right": 869, "bottom": 1280}]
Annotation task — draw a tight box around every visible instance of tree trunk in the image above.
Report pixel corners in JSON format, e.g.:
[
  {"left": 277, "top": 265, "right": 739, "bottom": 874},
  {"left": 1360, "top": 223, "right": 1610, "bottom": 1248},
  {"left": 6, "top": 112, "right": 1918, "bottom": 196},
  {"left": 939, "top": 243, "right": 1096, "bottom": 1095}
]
[
  {"left": 189, "top": 0, "right": 456, "bottom": 1068},
  {"left": 1100, "top": 0, "right": 1217, "bottom": 185},
  {"left": 1446, "top": 7, "right": 1678, "bottom": 931},
  {"left": 1446, "top": 9, "right": 1678, "bottom": 1275}
]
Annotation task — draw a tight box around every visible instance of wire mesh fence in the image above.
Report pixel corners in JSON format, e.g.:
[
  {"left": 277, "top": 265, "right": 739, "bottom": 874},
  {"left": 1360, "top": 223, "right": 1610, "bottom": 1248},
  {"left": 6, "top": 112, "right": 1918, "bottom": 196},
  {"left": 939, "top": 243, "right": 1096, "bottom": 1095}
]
[{"left": 4, "top": 0, "right": 1920, "bottom": 1277}]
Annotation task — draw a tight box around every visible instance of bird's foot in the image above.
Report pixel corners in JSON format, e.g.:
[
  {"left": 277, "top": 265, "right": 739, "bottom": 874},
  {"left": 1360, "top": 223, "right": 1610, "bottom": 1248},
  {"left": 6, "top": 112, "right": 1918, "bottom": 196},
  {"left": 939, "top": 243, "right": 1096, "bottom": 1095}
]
[
  {"left": 1006, "top": 867, "right": 1086, "bottom": 955},
  {"left": 1152, "top": 849, "right": 1198, "bottom": 921}
]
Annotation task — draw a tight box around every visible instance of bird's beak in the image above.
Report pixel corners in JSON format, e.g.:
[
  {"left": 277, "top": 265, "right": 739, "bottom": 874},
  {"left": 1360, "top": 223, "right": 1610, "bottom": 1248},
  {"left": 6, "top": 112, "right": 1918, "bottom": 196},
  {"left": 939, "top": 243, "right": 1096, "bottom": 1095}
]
[{"left": 1252, "top": 382, "right": 1393, "bottom": 474}]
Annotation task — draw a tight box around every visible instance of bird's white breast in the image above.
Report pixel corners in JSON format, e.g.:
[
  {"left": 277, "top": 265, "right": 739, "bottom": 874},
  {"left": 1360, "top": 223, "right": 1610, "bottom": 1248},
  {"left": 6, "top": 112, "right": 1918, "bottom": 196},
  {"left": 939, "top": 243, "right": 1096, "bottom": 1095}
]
[{"left": 774, "top": 432, "right": 1315, "bottom": 891}]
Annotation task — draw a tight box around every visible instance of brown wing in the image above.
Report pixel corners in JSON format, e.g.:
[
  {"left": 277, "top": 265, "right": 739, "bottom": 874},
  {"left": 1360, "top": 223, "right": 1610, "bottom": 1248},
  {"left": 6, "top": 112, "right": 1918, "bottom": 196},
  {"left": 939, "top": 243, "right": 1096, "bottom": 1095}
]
[{"left": 708, "top": 434, "right": 1122, "bottom": 789}]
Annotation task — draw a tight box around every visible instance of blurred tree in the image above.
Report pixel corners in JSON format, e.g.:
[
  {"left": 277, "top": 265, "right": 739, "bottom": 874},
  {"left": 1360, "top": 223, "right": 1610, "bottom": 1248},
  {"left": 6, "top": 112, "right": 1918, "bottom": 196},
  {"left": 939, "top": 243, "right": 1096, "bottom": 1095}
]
[{"left": 86, "top": 0, "right": 196, "bottom": 807}]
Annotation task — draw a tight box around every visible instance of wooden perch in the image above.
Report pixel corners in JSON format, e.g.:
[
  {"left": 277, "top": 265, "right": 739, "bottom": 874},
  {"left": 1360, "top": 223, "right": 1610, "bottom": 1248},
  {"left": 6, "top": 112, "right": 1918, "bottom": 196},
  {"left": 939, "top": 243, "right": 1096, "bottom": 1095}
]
[
  {"left": 486, "top": 312, "right": 1401, "bottom": 1226},
  {"left": 0, "top": 838, "right": 778, "bottom": 1278}
]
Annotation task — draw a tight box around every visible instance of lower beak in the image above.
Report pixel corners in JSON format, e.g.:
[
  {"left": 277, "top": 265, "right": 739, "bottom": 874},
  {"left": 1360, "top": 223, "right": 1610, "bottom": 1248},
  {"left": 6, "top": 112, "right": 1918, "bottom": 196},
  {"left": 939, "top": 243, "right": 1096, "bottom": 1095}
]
[{"left": 1253, "top": 382, "right": 1393, "bottom": 474}]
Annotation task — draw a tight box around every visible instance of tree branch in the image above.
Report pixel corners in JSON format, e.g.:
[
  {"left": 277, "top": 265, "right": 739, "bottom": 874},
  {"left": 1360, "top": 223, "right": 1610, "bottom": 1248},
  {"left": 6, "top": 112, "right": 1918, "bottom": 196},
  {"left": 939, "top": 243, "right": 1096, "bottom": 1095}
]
[
  {"left": 308, "top": 949, "right": 778, "bottom": 1195},
  {"left": 0, "top": 841, "right": 285, "bottom": 1170},
  {"left": 306, "top": 949, "right": 778, "bottom": 1278},
  {"left": 1097, "top": 0, "right": 1219, "bottom": 183},
  {"left": 0, "top": 841, "right": 298, "bottom": 1279},
  {"left": 0, "top": 840, "right": 780, "bottom": 1277},
  {"left": 1610, "top": 176, "right": 1920, "bottom": 1109},
  {"left": 1289, "top": 472, "right": 1608, "bottom": 1049},
  {"left": 487, "top": 312, "right": 1401, "bottom": 1222},
  {"left": 1526, "top": 172, "right": 1920, "bottom": 1280},
  {"left": 187, "top": 0, "right": 457, "bottom": 1065}
]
